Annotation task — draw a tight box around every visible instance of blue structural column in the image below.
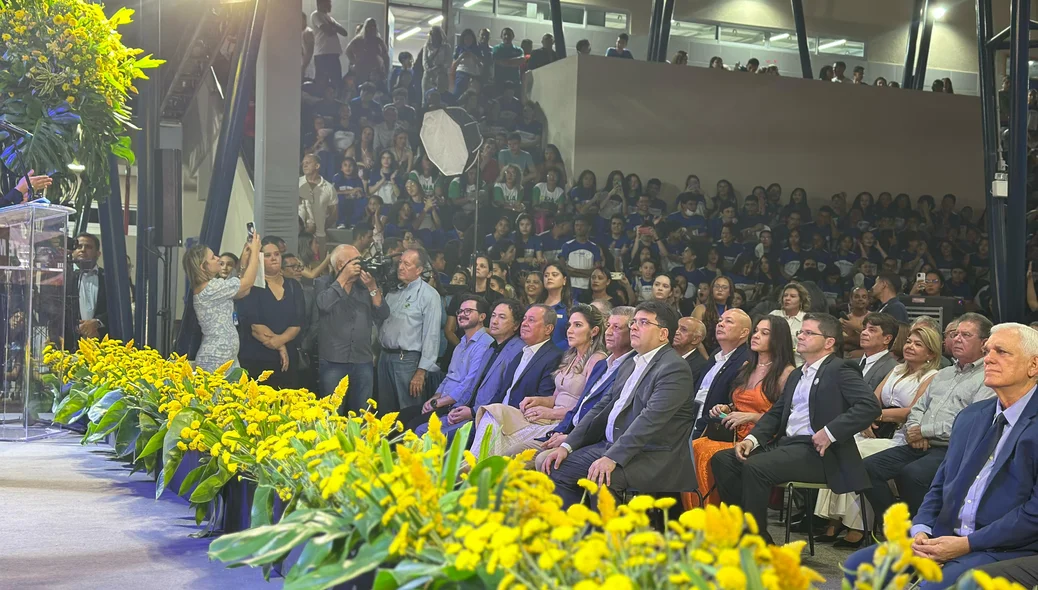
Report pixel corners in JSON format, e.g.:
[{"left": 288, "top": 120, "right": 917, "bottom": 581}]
[
  {"left": 134, "top": 0, "right": 160, "bottom": 345},
  {"left": 790, "top": 0, "right": 812, "bottom": 78},
  {"left": 656, "top": 0, "right": 675, "bottom": 63},
  {"left": 198, "top": 0, "right": 266, "bottom": 253},
  {"left": 914, "top": 1, "right": 935, "bottom": 90},
  {"left": 976, "top": 0, "right": 1008, "bottom": 321},
  {"left": 902, "top": 0, "right": 925, "bottom": 88},
  {"left": 1005, "top": 0, "right": 1030, "bottom": 322},
  {"left": 97, "top": 157, "right": 135, "bottom": 340},
  {"left": 548, "top": 0, "right": 566, "bottom": 59}
]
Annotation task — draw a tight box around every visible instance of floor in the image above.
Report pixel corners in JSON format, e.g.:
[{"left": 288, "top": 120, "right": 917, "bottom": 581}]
[
  {"left": 0, "top": 434, "right": 279, "bottom": 590},
  {"left": 0, "top": 434, "right": 853, "bottom": 590}
]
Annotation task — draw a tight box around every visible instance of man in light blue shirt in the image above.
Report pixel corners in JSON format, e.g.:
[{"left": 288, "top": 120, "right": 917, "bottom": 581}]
[
  {"left": 377, "top": 249, "right": 443, "bottom": 411},
  {"left": 399, "top": 294, "right": 493, "bottom": 431}
]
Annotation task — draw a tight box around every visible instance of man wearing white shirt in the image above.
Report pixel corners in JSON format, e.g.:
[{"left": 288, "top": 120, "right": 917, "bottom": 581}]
[
  {"left": 310, "top": 0, "right": 349, "bottom": 89},
  {"left": 712, "top": 313, "right": 881, "bottom": 543},
  {"left": 298, "top": 154, "right": 336, "bottom": 255},
  {"left": 856, "top": 312, "right": 899, "bottom": 392},
  {"left": 542, "top": 301, "right": 696, "bottom": 507},
  {"left": 673, "top": 317, "right": 710, "bottom": 383},
  {"left": 693, "top": 310, "right": 752, "bottom": 434}
]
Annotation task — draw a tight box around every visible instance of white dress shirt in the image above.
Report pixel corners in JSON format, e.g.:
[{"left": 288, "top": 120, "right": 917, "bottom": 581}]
[
  {"left": 571, "top": 350, "right": 634, "bottom": 428},
  {"left": 693, "top": 346, "right": 739, "bottom": 420},
  {"left": 501, "top": 339, "right": 547, "bottom": 406},
  {"left": 771, "top": 309, "right": 806, "bottom": 366},
  {"left": 605, "top": 344, "right": 666, "bottom": 443},
  {"left": 79, "top": 269, "right": 99, "bottom": 322},
  {"left": 746, "top": 354, "right": 835, "bottom": 450},
  {"left": 861, "top": 350, "right": 889, "bottom": 378}
]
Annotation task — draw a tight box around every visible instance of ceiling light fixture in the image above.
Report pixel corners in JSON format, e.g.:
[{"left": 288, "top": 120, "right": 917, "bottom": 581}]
[
  {"left": 932, "top": 6, "right": 947, "bottom": 20},
  {"left": 428, "top": 14, "right": 444, "bottom": 25},
  {"left": 770, "top": 33, "right": 790, "bottom": 42},
  {"left": 397, "top": 26, "right": 423, "bottom": 40},
  {"left": 818, "top": 38, "right": 847, "bottom": 51},
  {"left": 463, "top": 0, "right": 483, "bottom": 7}
]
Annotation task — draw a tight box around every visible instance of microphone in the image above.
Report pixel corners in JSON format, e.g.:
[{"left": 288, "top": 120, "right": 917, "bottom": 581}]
[{"left": 0, "top": 120, "right": 33, "bottom": 138}]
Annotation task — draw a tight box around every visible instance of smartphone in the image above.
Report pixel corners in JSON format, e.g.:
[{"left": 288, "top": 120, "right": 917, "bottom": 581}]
[
  {"left": 916, "top": 272, "right": 926, "bottom": 283},
  {"left": 610, "top": 272, "right": 624, "bottom": 281},
  {"left": 247, "top": 222, "right": 255, "bottom": 239},
  {"left": 533, "top": 434, "right": 552, "bottom": 443}
]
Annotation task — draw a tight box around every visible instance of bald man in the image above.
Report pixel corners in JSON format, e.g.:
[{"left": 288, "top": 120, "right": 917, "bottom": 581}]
[
  {"left": 673, "top": 317, "right": 710, "bottom": 383},
  {"left": 693, "top": 309, "right": 752, "bottom": 436},
  {"left": 315, "top": 244, "right": 388, "bottom": 412}
]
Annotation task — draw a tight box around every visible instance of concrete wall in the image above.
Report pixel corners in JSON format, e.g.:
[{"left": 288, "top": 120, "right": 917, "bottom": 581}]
[{"left": 528, "top": 55, "right": 985, "bottom": 211}]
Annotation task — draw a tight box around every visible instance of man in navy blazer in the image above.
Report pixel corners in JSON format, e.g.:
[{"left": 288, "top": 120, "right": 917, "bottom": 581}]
[
  {"left": 488, "top": 304, "right": 563, "bottom": 408},
  {"left": 534, "top": 306, "right": 636, "bottom": 470},
  {"left": 845, "top": 323, "right": 1038, "bottom": 590},
  {"left": 693, "top": 309, "right": 752, "bottom": 437}
]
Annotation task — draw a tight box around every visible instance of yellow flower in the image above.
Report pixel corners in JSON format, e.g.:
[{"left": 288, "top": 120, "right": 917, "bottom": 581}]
[
  {"left": 911, "top": 557, "right": 943, "bottom": 582},
  {"left": 1, "top": 34, "right": 11, "bottom": 42},
  {"left": 596, "top": 486, "right": 616, "bottom": 523},
  {"left": 256, "top": 370, "right": 273, "bottom": 383},
  {"left": 66, "top": 96, "right": 75, "bottom": 104},
  {"left": 175, "top": 441, "right": 187, "bottom": 451},
  {"left": 577, "top": 478, "right": 598, "bottom": 494},
  {"left": 883, "top": 503, "right": 912, "bottom": 541},
  {"left": 601, "top": 574, "right": 634, "bottom": 590},
  {"left": 717, "top": 566, "right": 748, "bottom": 590},
  {"left": 53, "top": 14, "right": 66, "bottom": 25},
  {"left": 389, "top": 521, "right": 409, "bottom": 555},
  {"left": 627, "top": 495, "right": 654, "bottom": 512}
]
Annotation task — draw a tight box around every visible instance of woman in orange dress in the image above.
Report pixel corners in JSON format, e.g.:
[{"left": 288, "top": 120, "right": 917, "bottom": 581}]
[{"left": 684, "top": 315, "right": 797, "bottom": 508}]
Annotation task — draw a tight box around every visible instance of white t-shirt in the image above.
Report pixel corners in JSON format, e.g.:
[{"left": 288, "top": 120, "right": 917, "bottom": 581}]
[{"left": 311, "top": 11, "right": 343, "bottom": 56}]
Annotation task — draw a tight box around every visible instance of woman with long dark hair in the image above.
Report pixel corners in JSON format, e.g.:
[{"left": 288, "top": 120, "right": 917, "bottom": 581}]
[
  {"left": 692, "top": 275, "right": 734, "bottom": 356},
  {"left": 538, "top": 263, "right": 573, "bottom": 350},
  {"left": 688, "top": 316, "right": 796, "bottom": 506}
]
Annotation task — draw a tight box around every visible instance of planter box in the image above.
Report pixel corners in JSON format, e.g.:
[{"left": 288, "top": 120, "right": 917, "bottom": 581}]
[
  {"left": 221, "top": 477, "right": 256, "bottom": 534},
  {"left": 167, "top": 450, "right": 202, "bottom": 499}
]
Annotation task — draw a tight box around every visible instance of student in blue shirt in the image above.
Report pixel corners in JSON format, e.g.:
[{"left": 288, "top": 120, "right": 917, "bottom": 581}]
[
  {"left": 605, "top": 33, "right": 634, "bottom": 58},
  {"left": 559, "top": 216, "right": 602, "bottom": 298},
  {"left": 778, "top": 229, "right": 806, "bottom": 279},
  {"left": 349, "top": 82, "right": 383, "bottom": 127},
  {"left": 535, "top": 214, "right": 573, "bottom": 264},
  {"left": 709, "top": 204, "right": 739, "bottom": 241},
  {"left": 332, "top": 157, "right": 368, "bottom": 228},
  {"left": 539, "top": 263, "right": 573, "bottom": 350},
  {"left": 569, "top": 170, "right": 598, "bottom": 212},
  {"left": 715, "top": 224, "right": 745, "bottom": 271},
  {"left": 808, "top": 232, "right": 834, "bottom": 273},
  {"left": 738, "top": 195, "right": 769, "bottom": 242},
  {"left": 626, "top": 195, "right": 656, "bottom": 232},
  {"left": 673, "top": 247, "right": 705, "bottom": 299},
  {"left": 512, "top": 213, "right": 540, "bottom": 270},
  {"left": 645, "top": 178, "right": 668, "bottom": 217},
  {"left": 820, "top": 268, "right": 847, "bottom": 308},
  {"left": 667, "top": 192, "right": 709, "bottom": 237},
  {"left": 602, "top": 214, "right": 632, "bottom": 267},
  {"left": 484, "top": 216, "right": 512, "bottom": 250},
  {"left": 946, "top": 266, "right": 973, "bottom": 298},
  {"left": 832, "top": 234, "right": 861, "bottom": 278}
]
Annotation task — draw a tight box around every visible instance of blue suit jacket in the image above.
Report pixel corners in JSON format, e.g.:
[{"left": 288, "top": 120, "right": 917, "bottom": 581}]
[
  {"left": 916, "top": 392, "right": 1038, "bottom": 552},
  {"left": 552, "top": 352, "right": 632, "bottom": 435},
  {"left": 693, "top": 343, "right": 751, "bottom": 436},
  {"left": 491, "top": 340, "right": 563, "bottom": 407}
]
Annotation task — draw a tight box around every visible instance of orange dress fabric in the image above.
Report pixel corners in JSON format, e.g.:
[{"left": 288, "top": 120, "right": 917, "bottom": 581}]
[{"left": 682, "top": 382, "right": 773, "bottom": 509}]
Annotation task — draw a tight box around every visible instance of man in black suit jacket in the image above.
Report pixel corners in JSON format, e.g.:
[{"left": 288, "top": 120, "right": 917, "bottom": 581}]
[
  {"left": 693, "top": 309, "right": 752, "bottom": 436},
  {"left": 712, "top": 312, "right": 881, "bottom": 543},
  {"left": 673, "top": 316, "right": 710, "bottom": 384},
  {"left": 66, "top": 233, "right": 108, "bottom": 351},
  {"left": 542, "top": 301, "right": 696, "bottom": 507}
]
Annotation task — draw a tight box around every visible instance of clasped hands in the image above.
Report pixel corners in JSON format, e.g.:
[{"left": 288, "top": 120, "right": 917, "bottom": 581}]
[
  {"left": 912, "top": 532, "right": 969, "bottom": 563},
  {"left": 256, "top": 332, "right": 290, "bottom": 371}
]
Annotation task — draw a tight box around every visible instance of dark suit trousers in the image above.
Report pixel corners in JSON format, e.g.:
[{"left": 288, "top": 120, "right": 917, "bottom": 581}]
[
  {"left": 863, "top": 445, "right": 947, "bottom": 519},
  {"left": 846, "top": 544, "right": 1037, "bottom": 590},
  {"left": 979, "top": 556, "right": 1038, "bottom": 588},
  {"left": 550, "top": 441, "right": 630, "bottom": 508},
  {"left": 712, "top": 437, "right": 826, "bottom": 535}
]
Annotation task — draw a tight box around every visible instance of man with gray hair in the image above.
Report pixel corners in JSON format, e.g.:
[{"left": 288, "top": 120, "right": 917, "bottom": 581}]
[
  {"left": 534, "top": 306, "right": 637, "bottom": 470},
  {"left": 315, "top": 244, "right": 388, "bottom": 411},
  {"left": 862, "top": 312, "right": 995, "bottom": 519},
  {"left": 672, "top": 316, "right": 710, "bottom": 383},
  {"left": 378, "top": 248, "right": 443, "bottom": 412}
]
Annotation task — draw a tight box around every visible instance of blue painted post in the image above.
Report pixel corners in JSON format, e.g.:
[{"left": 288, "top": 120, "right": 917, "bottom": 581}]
[
  {"left": 1005, "top": 0, "right": 1030, "bottom": 322},
  {"left": 98, "top": 156, "right": 135, "bottom": 341}
]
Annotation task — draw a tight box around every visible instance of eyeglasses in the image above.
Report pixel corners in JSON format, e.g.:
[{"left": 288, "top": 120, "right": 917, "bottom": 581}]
[
  {"left": 796, "top": 330, "right": 826, "bottom": 338},
  {"left": 456, "top": 308, "right": 478, "bottom": 317},
  {"left": 628, "top": 318, "right": 662, "bottom": 329}
]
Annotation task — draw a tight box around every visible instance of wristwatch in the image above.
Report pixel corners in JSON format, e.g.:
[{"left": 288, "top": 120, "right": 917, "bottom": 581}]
[
  {"left": 560, "top": 442, "right": 573, "bottom": 453},
  {"left": 369, "top": 289, "right": 379, "bottom": 297}
]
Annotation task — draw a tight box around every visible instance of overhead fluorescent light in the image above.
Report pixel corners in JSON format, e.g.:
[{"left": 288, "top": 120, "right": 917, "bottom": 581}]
[
  {"left": 428, "top": 14, "right": 444, "bottom": 25},
  {"left": 770, "top": 33, "right": 790, "bottom": 42},
  {"left": 397, "top": 26, "right": 422, "bottom": 40},
  {"left": 818, "top": 39, "right": 847, "bottom": 51},
  {"left": 932, "top": 6, "right": 947, "bottom": 19},
  {"left": 463, "top": 0, "right": 483, "bottom": 7}
]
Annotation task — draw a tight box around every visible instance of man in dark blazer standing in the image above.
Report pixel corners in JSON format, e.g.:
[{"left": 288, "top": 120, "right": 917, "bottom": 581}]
[
  {"left": 712, "top": 312, "right": 881, "bottom": 543},
  {"left": 542, "top": 301, "right": 696, "bottom": 507},
  {"left": 66, "top": 232, "right": 108, "bottom": 351},
  {"left": 693, "top": 309, "right": 751, "bottom": 436},
  {"left": 845, "top": 323, "right": 1038, "bottom": 590}
]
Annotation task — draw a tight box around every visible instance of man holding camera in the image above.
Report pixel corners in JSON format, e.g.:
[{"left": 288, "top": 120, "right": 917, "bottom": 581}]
[{"left": 315, "top": 244, "right": 387, "bottom": 413}]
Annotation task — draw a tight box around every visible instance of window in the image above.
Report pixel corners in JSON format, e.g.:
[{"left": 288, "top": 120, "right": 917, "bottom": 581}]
[
  {"left": 587, "top": 9, "right": 627, "bottom": 30},
  {"left": 457, "top": 0, "right": 492, "bottom": 13},
  {"left": 459, "top": 0, "right": 628, "bottom": 32},
  {"left": 719, "top": 26, "right": 766, "bottom": 47},
  {"left": 670, "top": 21, "right": 716, "bottom": 40},
  {"left": 817, "top": 37, "right": 865, "bottom": 57},
  {"left": 769, "top": 33, "right": 817, "bottom": 53}
]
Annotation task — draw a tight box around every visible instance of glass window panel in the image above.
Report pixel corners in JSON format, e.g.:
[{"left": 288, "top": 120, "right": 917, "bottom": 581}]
[
  {"left": 719, "top": 26, "right": 766, "bottom": 46},
  {"left": 670, "top": 20, "right": 716, "bottom": 40},
  {"left": 603, "top": 12, "right": 627, "bottom": 30},
  {"left": 457, "top": 0, "right": 492, "bottom": 13},
  {"left": 818, "top": 37, "right": 865, "bottom": 57},
  {"left": 560, "top": 5, "right": 583, "bottom": 25}
]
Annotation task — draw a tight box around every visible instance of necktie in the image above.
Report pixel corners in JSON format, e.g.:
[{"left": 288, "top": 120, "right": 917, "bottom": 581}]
[
  {"left": 859, "top": 357, "right": 867, "bottom": 369},
  {"left": 945, "top": 413, "right": 1008, "bottom": 524}
]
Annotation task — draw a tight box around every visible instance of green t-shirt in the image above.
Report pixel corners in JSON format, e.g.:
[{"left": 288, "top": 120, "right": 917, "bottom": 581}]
[{"left": 492, "top": 43, "right": 524, "bottom": 86}]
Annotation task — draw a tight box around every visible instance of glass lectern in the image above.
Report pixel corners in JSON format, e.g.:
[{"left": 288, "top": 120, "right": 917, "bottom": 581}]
[{"left": 0, "top": 202, "right": 74, "bottom": 441}]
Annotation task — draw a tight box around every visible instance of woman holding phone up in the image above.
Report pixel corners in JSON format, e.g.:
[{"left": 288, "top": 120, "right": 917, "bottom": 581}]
[{"left": 182, "top": 230, "right": 262, "bottom": 373}]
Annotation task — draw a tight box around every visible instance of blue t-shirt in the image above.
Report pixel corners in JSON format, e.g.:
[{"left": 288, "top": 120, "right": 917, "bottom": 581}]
[
  {"left": 550, "top": 300, "right": 570, "bottom": 351},
  {"left": 605, "top": 47, "right": 634, "bottom": 59},
  {"left": 947, "top": 281, "right": 972, "bottom": 299},
  {"left": 810, "top": 249, "right": 834, "bottom": 273},
  {"left": 348, "top": 97, "right": 382, "bottom": 126},
  {"left": 513, "top": 233, "right": 540, "bottom": 269},
  {"left": 715, "top": 242, "right": 745, "bottom": 269},
  {"left": 537, "top": 231, "right": 570, "bottom": 262},
  {"left": 569, "top": 186, "right": 596, "bottom": 207},
  {"left": 666, "top": 211, "right": 708, "bottom": 237},
  {"left": 821, "top": 279, "right": 846, "bottom": 307},
  {"left": 778, "top": 248, "right": 804, "bottom": 277},
  {"left": 332, "top": 173, "right": 366, "bottom": 223},
  {"left": 603, "top": 234, "right": 632, "bottom": 262},
  {"left": 833, "top": 252, "right": 861, "bottom": 278},
  {"left": 560, "top": 239, "right": 601, "bottom": 290}
]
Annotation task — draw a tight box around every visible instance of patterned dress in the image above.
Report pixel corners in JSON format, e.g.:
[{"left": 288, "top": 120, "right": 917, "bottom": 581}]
[{"left": 193, "top": 277, "right": 241, "bottom": 373}]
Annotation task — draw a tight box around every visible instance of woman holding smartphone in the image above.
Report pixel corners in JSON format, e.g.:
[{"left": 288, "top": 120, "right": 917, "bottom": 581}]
[{"left": 182, "top": 231, "right": 262, "bottom": 372}]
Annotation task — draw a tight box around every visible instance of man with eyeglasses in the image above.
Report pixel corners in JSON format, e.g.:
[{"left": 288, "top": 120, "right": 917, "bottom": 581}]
[
  {"left": 542, "top": 301, "right": 696, "bottom": 507},
  {"left": 397, "top": 294, "right": 494, "bottom": 433},
  {"left": 712, "top": 313, "right": 881, "bottom": 544},
  {"left": 862, "top": 313, "right": 995, "bottom": 520},
  {"left": 315, "top": 244, "right": 387, "bottom": 412}
]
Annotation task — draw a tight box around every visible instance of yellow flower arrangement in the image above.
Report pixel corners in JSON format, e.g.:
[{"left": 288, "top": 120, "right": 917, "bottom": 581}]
[{"left": 45, "top": 339, "right": 1021, "bottom": 590}]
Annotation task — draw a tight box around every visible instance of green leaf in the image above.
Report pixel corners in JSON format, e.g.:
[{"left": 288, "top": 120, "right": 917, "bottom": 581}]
[
  {"left": 188, "top": 466, "right": 233, "bottom": 504},
  {"left": 138, "top": 426, "right": 168, "bottom": 460},
  {"left": 440, "top": 422, "right": 470, "bottom": 492},
  {"left": 209, "top": 510, "right": 344, "bottom": 567},
  {"left": 379, "top": 439, "right": 393, "bottom": 472},
  {"left": 178, "top": 464, "right": 207, "bottom": 497},
  {"left": 113, "top": 412, "right": 141, "bottom": 457},
  {"left": 468, "top": 456, "right": 508, "bottom": 486},
  {"left": 52, "top": 389, "right": 88, "bottom": 424},
  {"left": 84, "top": 398, "right": 129, "bottom": 443},
  {"left": 156, "top": 451, "right": 183, "bottom": 500},
  {"left": 251, "top": 485, "right": 275, "bottom": 528},
  {"left": 286, "top": 532, "right": 349, "bottom": 583},
  {"left": 86, "top": 389, "right": 123, "bottom": 423},
  {"left": 284, "top": 534, "right": 391, "bottom": 590}
]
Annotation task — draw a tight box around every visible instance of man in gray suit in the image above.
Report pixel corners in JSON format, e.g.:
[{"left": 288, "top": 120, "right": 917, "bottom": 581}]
[
  {"left": 855, "top": 312, "right": 899, "bottom": 392},
  {"left": 541, "top": 300, "right": 696, "bottom": 507}
]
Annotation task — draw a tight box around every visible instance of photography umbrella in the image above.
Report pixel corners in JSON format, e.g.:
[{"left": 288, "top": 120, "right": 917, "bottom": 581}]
[{"left": 419, "top": 107, "right": 483, "bottom": 175}]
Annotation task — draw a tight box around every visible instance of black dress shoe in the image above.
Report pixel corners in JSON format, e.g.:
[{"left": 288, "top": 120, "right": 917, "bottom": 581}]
[
  {"left": 813, "top": 533, "right": 841, "bottom": 543},
  {"left": 833, "top": 537, "right": 864, "bottom": 549}
]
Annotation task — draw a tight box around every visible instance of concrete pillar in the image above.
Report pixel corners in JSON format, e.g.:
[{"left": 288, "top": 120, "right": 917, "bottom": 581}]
[{"left": 255, "top": 0, "right": 303, "bottom": 256}]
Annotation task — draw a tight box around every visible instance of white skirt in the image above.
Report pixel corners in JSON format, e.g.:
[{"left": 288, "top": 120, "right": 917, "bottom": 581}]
[{"left": 813, "top": 438, "right": 898, "bottom": 530}]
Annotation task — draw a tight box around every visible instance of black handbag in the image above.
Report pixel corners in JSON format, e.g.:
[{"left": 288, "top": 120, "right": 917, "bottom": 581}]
[
  {"left": 704, "top": 418, "right": 737, "bottom": 443},
  {"left": 871, "top": 415, "right": 898, "bottom": 439}
]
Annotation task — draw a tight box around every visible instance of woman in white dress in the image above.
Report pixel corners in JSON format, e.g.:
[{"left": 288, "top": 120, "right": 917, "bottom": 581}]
[
  {"left": 770, "top": 282, "right": 809, "bottom": 366},
  {"left": 469, "top": 303, "right": 606, "bottom": 459},
  {"left": 813, "top": 324, "right": 943, "bottom": 547}
]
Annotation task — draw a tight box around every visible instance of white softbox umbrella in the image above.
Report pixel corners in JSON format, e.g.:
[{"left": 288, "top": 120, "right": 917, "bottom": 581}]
[{"left": 419, "top": 107, "right": 483, "bottom": 176}]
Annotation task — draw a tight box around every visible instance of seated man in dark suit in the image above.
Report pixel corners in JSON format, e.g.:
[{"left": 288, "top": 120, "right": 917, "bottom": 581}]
[
  {"left": 712, "top": 313, "right": 881, "bottom": 544},
  {"left": 541, "top": 301, "right": 696, "bottom": 507},
  {"left": 534, "top": 306, "right": 636, "bottom": 470},
  {"left": 673, "top": 316, "right": 710, "bottom": 384},
  {"left": 856, "top": 312, "right": 900, "bottom": 393},
  {"left": 693, "top": 309, "right": 751, "bottom": 436},
  {"left": 467, "top": 303, "right": 563, "bottom": 450},
  {"left": 846, "top": 322, "right": 1038, "bottom": 590}
]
